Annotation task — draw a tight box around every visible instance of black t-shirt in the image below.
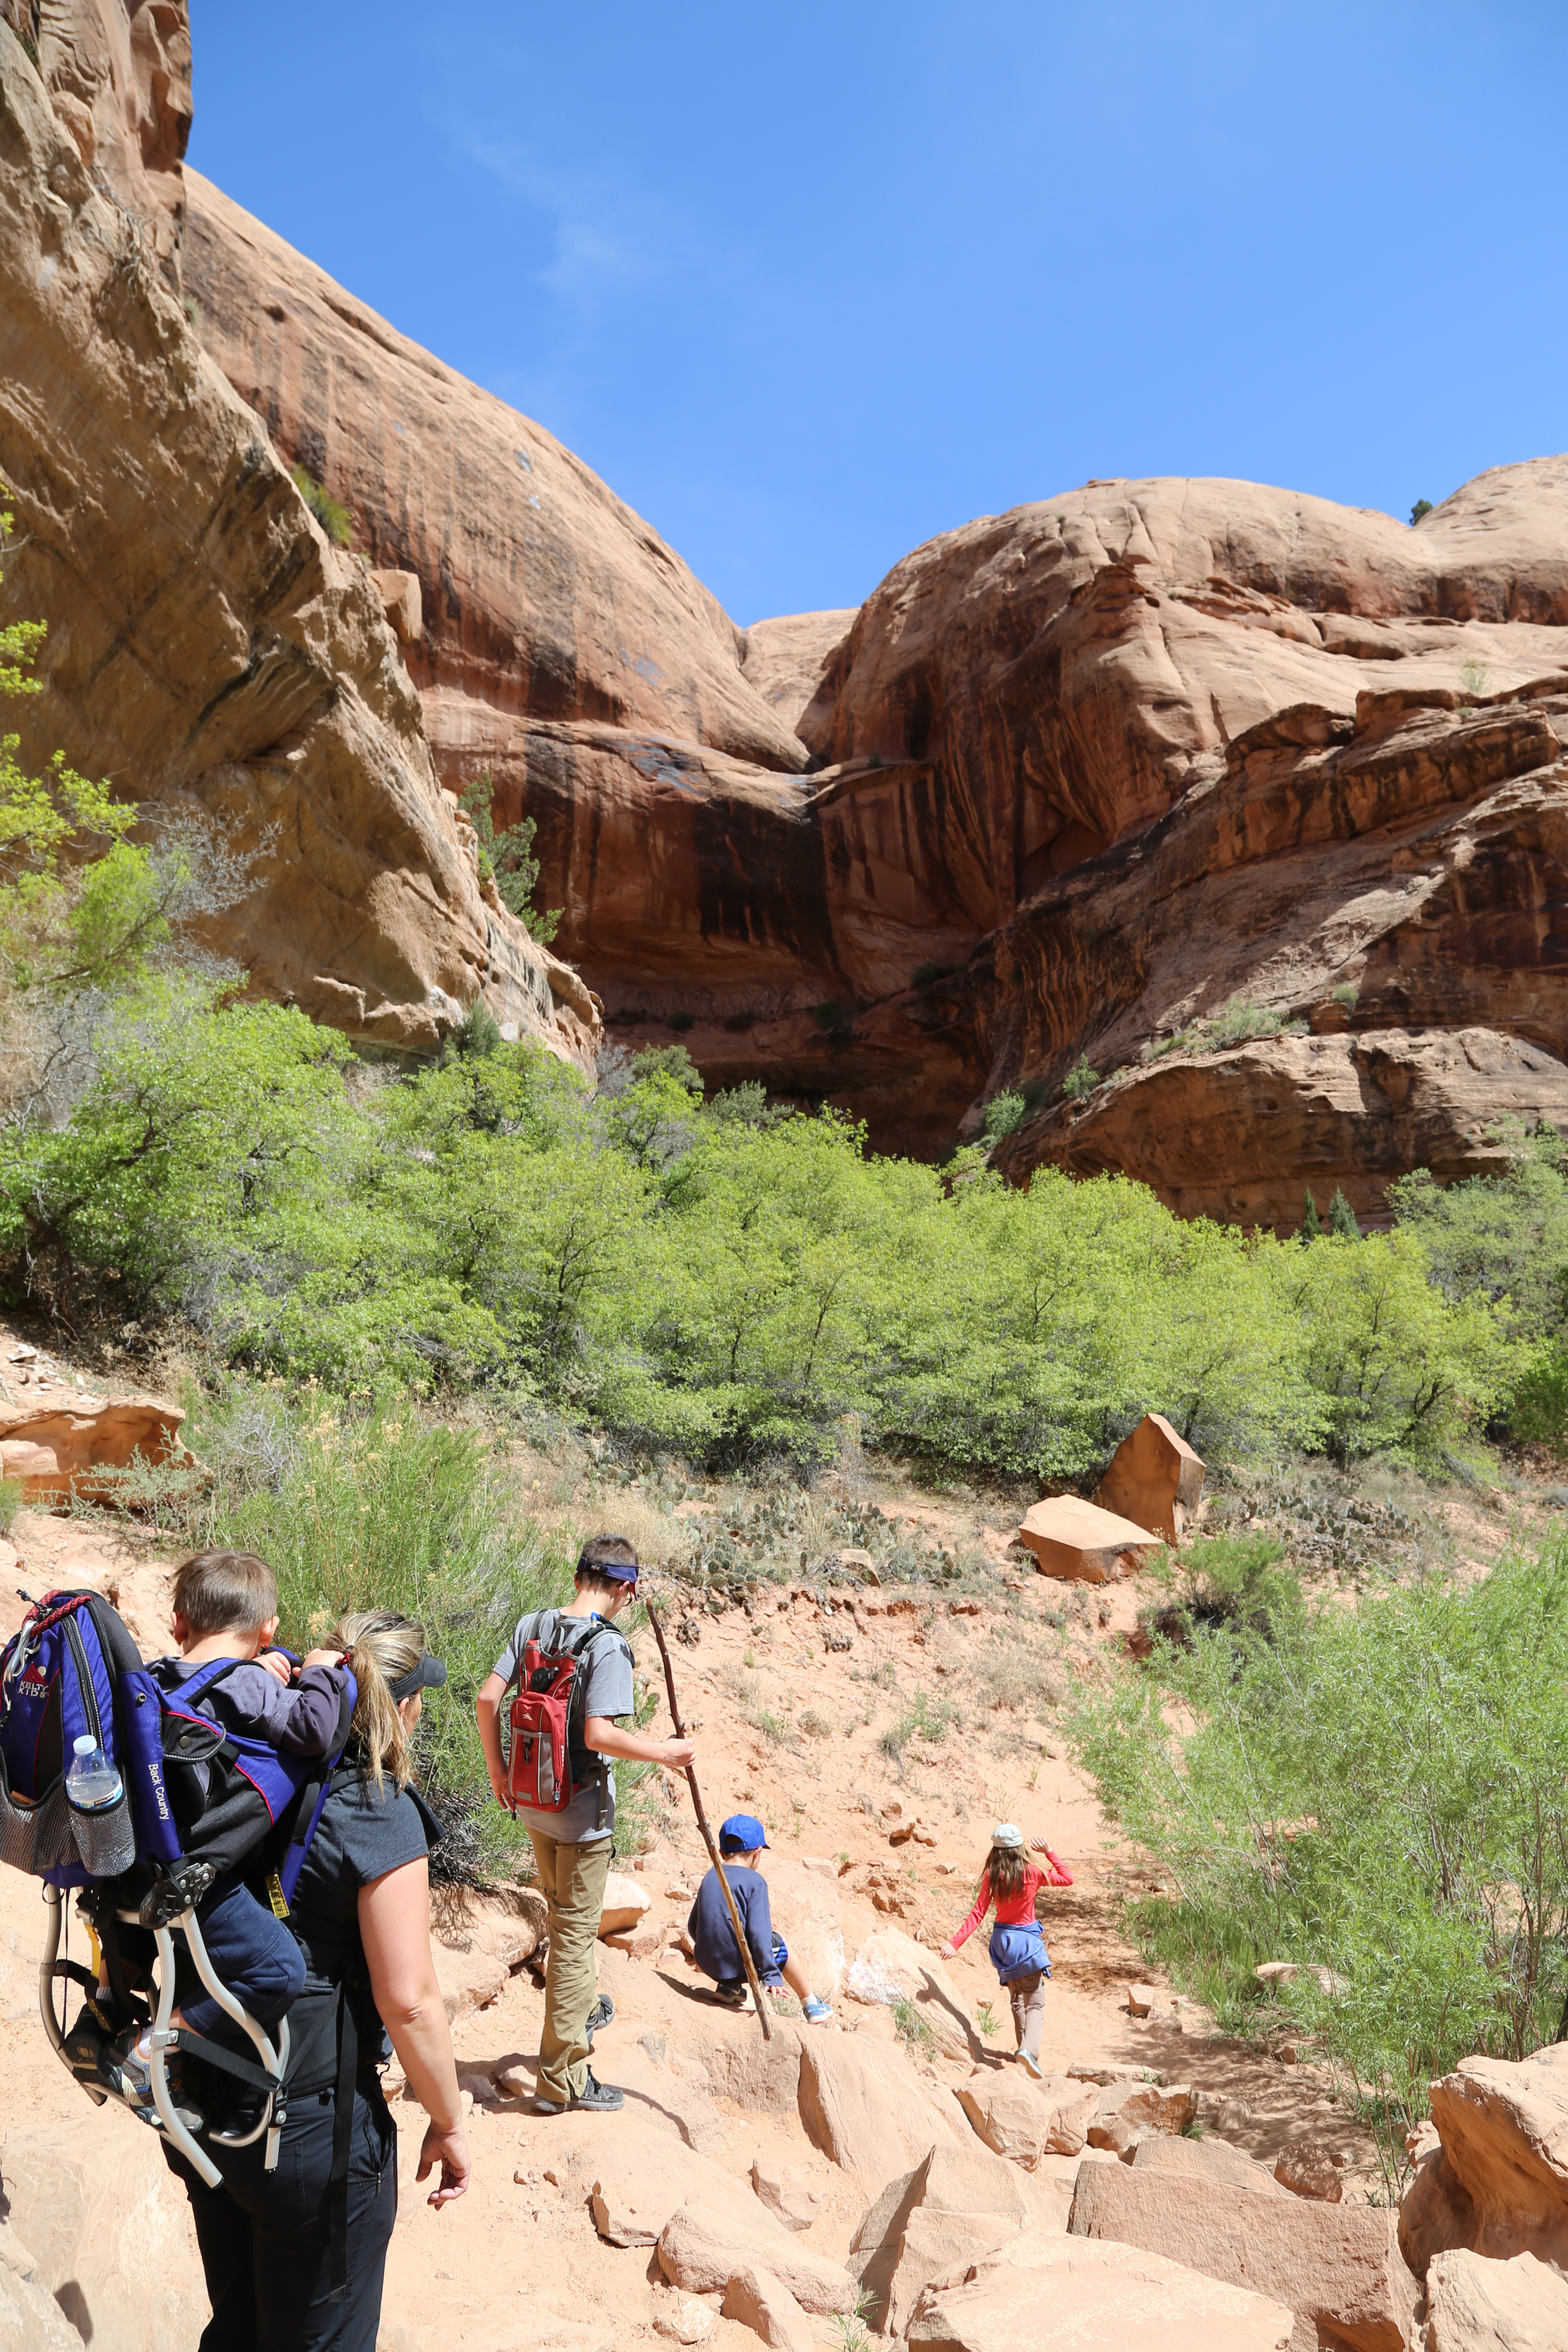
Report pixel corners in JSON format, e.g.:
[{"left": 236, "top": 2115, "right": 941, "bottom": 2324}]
[{"left": 287, "top": 1770, "right": 434, "bottom": 2076}]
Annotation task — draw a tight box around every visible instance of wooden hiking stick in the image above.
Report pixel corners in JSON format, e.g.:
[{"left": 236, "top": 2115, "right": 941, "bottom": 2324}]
[{"left": 644, "top": 1593, "right": 772, "bottom": 2043}]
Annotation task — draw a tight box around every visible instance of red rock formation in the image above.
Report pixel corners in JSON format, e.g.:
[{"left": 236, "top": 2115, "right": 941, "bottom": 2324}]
[
  {"left": 0, "top": 22, "right": 593, "bottom": 1063},
  {"left": 1095, "top": 1414, "right": 1204, "bottom": 1544}
]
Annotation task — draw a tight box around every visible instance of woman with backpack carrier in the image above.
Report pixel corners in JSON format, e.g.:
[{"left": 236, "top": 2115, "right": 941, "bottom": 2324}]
[{"left": 163, "top": 1608, "right": 469, "bottom": 2352}]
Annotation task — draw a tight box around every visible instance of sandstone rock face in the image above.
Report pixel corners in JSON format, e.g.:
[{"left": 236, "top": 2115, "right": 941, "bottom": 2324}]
[
  {"left": 1130, "top": 2135, "right": 1282, "bottom": 2196},
  {"left": 850, "top": 2142, "right": 1033, "bottom": 2336},
  {"left": 655, "top": 2205, "right": 854, "bottom": 2317},
  {"left": 1424, "top": 2044, "right": 1568, "bottom": 2271},
  {"left": 1423, "top": 2248, "right": 1568, "bottom": 2352},
  {"left": 1017, "top": 1495, "right": 1161, "bottom": 1583},
  {"left": 18, "top": 0, "right": 190, "bottom": 283},
  {"left": 904, "top": 2231, "right": 1295, "bottom": 2352},
  {"left": 0, "top": 31, "right": 591, "bottom": 1064},
  {"left": 844, "top": 1927, "right": 974, "bottom": 2058},
  {"left": 1069, "top": 2158, "right": 1417, "bottom": 2352},
  {"left": 738, "top": 610, "right": 856, "bottom": 736},
  {"left": 1096, "top": 1413, "right": 1205, "bottom": 1543},
  {"left": 796, "top": 2030, "right": 959, "bottom": 2183},
  {"left": 0, "top": 2221, "right": 80, "bottom": 2352},
  {"left": 0, "top": 1394, "right": 191, "bottom": 1500}
]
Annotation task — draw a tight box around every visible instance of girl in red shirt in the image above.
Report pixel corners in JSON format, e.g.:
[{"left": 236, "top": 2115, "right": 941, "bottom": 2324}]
[{"left": 940, "top": 1822, "right": 1072, "bottom": 2081}]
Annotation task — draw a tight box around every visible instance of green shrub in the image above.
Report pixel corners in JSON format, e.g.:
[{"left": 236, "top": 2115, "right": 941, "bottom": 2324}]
[
  {"left": 892, "top": 1994, "right": 936, "bottom": 2055},
  {"left": 290, "top": 463, "right": 352, "bottom": 547},
  {"left": 1206, "top": 997, "right": 1289, "bottom": 1049},
  {"left": 1409, "top": 499, "right": 1433, "bottom": 525},
  {"left": 456, "top": 772, "right": 561, "bottom": 944},
  {"left": 1061, "top": 1055, "right": 1100, "bottom": 1101},
  {"left": 0, "top": 1476, "right": 23, "bottom": 1534},
  {"left": 982, "top": 1090, "right": 1027, "bottom": 1140},
  {"left": 1072, "top": 1536, "right": 1568, "bottom": 2191},
  {"left": 1329, "top": 982, "right": 1360, "bottom": 1011},
  {"left": 189, "top": 1383, "right": 573, "bottom": 1883},
  {"left": 1138, "top": 1532, "right": 1300, "bottom": 1650}
]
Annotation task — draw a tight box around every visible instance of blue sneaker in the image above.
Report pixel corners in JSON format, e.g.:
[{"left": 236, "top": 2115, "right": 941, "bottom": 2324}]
[{"left": 801, "top": 1997, "right": 833, "bottom": 2027}]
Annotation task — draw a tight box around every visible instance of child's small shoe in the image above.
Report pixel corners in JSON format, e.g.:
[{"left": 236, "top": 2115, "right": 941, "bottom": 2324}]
[
  {"left": 99, "top": 2027, "right": 205, "bottom": 2131},
  {"left": 1015, "top": 2049, "right": 1043, "bottom": 2082},
  {"left": 711, "top": 1980, "right": 749, "bottom": 2010},
  {"left": 801, "top": 1996, "right": 833, "bottom": 2026}
]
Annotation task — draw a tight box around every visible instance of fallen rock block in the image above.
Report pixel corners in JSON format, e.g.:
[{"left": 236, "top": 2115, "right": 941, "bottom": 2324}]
[
  {"left": 0, "top": 2222, "right": 80, "bottom": 2351},
  {"left": 1274, "top": 2141, "right": 1343, "bottom": 2202},
  {"left": 721, "top": 2263, "right": 816, "bottom": 2352},
  {"left": 1399, "top": 2135, "right": 1479, "bottom": 2282},
  {"left": 954, "top": 2072, "right": 1099, "bottom": 2168},
  {"left": 370, "top": 565, "right": 423, "bottom": 643},
  {"left": 1069, "top": 2159, "right": 1416, "bottom": 2352},
  {"left": 750, "top": 2156, "right": 823, "bottom": 2234},
  {"left": 1131, "top": 2135, "right": 1282, "bottom": 2196},
  {"left": 905, "top": 2230, "right": 1294, "bottom": 2351},
  {"left": 656, "top": 2207, "right": 855, "bottom": 2316},
  {"left": 1255, "top": 1960, "right": 1349, "bottom": 1998},
  {"left": 599, "top": 1871, "right": 652, "bottom": 1936},
  {"left": 652, "top": 2296, "right": 717, "bottom": 2344},
  {"left": 1126, "top": 1983, "right": 1161, "bottom": 2017},
  {"left": 851, "top": 2142, "right": 1032, "bottom": 2334},
  {"left": 796, "top": 2026, "right": 959, "bottom": 2184},
  {"left": 1, "top": 2111, "right": 209, "bottom": 2352},
  {"left": 0, "top": 1396, "right": 195, "bottom": 1504},
  {"left": 845, "top": 1928, "right": 975, "bottom": 2059},
  {"left": 1094, "top": 1412, "right": 1205, "bottom": 1543},
  {"left": 1016, "top": 1495, "right": 1161, "bottom": 1583},
  {"left": 1427, "top": 2043, "right": 1568, "bottom": 2270},
  {"left": 1086, "top": 2078, "right": 1197, "bottom": 2155},
  {"left": 1424, "top": 2247, "right": 1568, "bottom": 2352}
]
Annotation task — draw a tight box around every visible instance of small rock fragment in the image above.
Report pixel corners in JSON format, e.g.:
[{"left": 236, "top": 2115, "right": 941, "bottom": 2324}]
[{"left": 1273, "top": 2141, "right": 1342, "bottom": 2202}]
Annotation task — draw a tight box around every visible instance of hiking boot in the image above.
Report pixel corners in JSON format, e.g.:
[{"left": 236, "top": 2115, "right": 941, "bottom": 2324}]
[
  {"left": 801, "top": 1996, "right": 833, "bottom": 2026},
  {"left": 585, "top": 1994, "right": 614, "bottom": 2049},
  {"left": 533, "top": 2068, "right": 624, "bottom": 2116}
]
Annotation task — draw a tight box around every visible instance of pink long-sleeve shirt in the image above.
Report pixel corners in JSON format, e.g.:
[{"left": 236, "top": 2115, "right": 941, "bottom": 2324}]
[{"left": 949, "top": 1850, "right": 1073, "bottom": 1950}]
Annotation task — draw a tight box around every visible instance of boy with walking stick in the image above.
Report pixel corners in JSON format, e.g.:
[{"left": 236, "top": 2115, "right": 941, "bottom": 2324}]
[{"left": 476, "top": 1537, "right": 695, "bottom": 2115}]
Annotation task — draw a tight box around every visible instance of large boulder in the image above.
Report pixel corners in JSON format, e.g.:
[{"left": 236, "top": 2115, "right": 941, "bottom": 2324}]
[
  {"left": 796, "top": 2028, "right": 959, "bottom": 2185},
  {"left": 1085, "top": 2077, "right": 1198, "bottom": 2156},
  {"left": 845, "top": 1928, "right": 976, "bottom": 2058},
  {"left": 850, "top": 2141, "right": 1035, "bottom": 2333},
  {"left": 598, "top": 1872, "right": 652, "bottom": 1937},
  {"left": 904, "top": 2230, "right": 1295, "bottom": 2352},
  {"left": 1016, "top": 1496, "right": 1161, "bottom": 1583},
  {"left": 1094, "top": 1413, "right": 1205, "bottom": 1543},
  {"left": 0, "top": 2112, "right": 209, "bottom": 2352},
  {"left": 0, "top": 2220, "right": 80, "bottom": 2352},
  {"left": 1130, "top": 2135, "right": 1282, "bottom": 2196},
  {"left": 1399, "top": 2134, "right": 1480, "bottom": 2282},
  {"left": 1069, "top": 2159, "right": 1417, "bottom": 2352},
  {"left": 1424, "top": 2045, "right": 1568, "bottom": 2270},
  {"left": 953, "top": 2071, "right": 1099, "bottom": 2168},
  {"left": 1423, "top": 2248, "right": 1568, "bottom": 2352}
]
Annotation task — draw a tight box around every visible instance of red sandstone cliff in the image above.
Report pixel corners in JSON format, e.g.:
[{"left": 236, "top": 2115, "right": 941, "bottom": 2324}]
[{"left": 0, "top": 8, "right": 595, "bottom": 1063}]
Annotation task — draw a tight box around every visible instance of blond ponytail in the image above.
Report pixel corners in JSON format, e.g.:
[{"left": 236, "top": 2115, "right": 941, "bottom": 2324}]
[{"left": 333, "top": 1610, "right": 428, "bottom": 1793}]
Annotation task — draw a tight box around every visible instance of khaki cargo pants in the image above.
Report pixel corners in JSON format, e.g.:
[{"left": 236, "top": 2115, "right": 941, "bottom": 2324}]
[{"left": 528, "top": 1828, "right": 613, "bottom": 2105}]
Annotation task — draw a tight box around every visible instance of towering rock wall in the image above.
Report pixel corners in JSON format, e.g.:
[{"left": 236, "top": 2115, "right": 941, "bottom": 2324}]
[{"left": 0, "top": 9, "right": 596, "bottom": 1062}]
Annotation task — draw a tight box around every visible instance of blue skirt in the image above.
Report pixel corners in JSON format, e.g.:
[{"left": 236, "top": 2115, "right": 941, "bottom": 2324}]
[{"left": 989, "top": 1922, "right": 1050, "bottom": 1985}]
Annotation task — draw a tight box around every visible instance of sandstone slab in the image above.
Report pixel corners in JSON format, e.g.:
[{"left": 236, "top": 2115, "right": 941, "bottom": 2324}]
[
  {"left": 0, "top": 2221, "right": 80, "bottom": 2352},
  {"left": 1, "top": 2111, "right": 209, "bottom": 2352},
  {"left": 1069, "top": 2159, "right": 1416, "bottom": 2352},
  {"left": 796, "top": 2027, "right": 959, "bottom": 2184},
  {"left": 1424, "top": 2248, "right": 1568, "bottom": 2352},
  {"left": 750, "top": 2155, "right": 823, "bottom": 2234},
  {"left": 904, "top": 2230, "right": 1294, "bottom": 2352},
  {"left": 0, "top": 1397, "right": 193, "bottom": 1503},
  {"left": 599, "top": 1871, "right": 652, "bottom": 1936},
  {"left": 1095, "top": 1413, "right": 1205, "bottom": 1544},
  {"left": 1017, "top": 1496, "right": 1161, "bottom": 1583},
  {"left": 1130, "top": 2134, "right": 1281, "bottom": 2196},
  {"left": 845, "top": 1928, "right": 975, "bottom": 2058},
  {"left": 851, "top": 2141, "right": 1033, "bottom": 2335},
  {"left": 721, "top": 2264, "right": 815, "bottom": 2352},
  {"left": 1086, "top": 2077, "right": 1197, "bottom": 2155}
]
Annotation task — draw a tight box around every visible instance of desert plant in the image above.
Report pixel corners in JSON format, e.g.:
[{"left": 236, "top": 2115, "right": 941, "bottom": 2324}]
[
  {"left": 0, "top": 1476, "right": 23, "bottom": 1534},
  {"left": 1328, "top": 1189, "right": 1361, "bottom": 1240},
  {"left": 290, "top": 463, "right": 352, "bottom": 547},
  {"left": 1206, "top": 997, "right": 1288, "bottom": 1049},
  {"left": 1061, "top": 1055, "right": 1100, "bottom": 1101},
  {"left": 456, "top": 772, "right": 561, "bottom": 943},
  {"left": 1329, "top": 983, "right": 1359, "bottom": 1011},
  {"left": 1409, "top": 499, "right": 1433, "bottom": 525},
  {"left": 983, "top": 1090, "right": 1027, "bottom": 1140},
  {"left": 975, "top": 1999, "right": 998, "bottom": 2034},
  {"left": 1458, "top": 656, "right": 1491, "bottom": 703},
  {"left": 892, "top": 1994, "right": 936, "bottom": 2056}
]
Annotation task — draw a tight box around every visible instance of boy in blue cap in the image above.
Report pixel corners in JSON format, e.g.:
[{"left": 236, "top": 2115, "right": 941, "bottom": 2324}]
[{"left": 687, "top": 1814, "right": 833, "bottom": 2022}]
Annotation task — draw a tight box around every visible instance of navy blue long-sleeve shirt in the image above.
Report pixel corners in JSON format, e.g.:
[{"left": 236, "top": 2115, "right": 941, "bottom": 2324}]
[{"left": 688, "top": 1863, "right": 780, "bottom": 1982}]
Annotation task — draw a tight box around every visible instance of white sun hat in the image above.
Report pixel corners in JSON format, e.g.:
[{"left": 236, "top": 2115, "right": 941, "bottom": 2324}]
[{"left": 991, "top": 1822, "right": 1024, "bottom": 1848}]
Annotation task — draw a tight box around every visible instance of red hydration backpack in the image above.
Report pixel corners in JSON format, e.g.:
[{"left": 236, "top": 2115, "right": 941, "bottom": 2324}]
[{"left": 505, "top": 1617, "right": 622, "bottom": 1816}]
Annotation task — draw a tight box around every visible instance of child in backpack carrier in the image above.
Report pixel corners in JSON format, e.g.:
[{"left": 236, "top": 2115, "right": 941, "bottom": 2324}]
[
  {"left": 939, "top": 1823, "right": 1072, "bottom": 2081},
  {"left": 101, "top": 1550, "right": 352, "bottom": 2126}
]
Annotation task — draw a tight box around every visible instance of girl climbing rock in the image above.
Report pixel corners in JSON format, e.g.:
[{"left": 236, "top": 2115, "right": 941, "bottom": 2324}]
[{"left": 940, "top": 1822, "right": 1072, "bottom": 2080}]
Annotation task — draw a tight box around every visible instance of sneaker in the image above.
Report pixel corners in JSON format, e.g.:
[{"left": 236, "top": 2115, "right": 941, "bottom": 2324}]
[
  {"left": 533, "top": 2068, "right": 625, "bottom": 2116},
  {"left": 585, "top": 1994, "right": 615, "bottom": 2049},
  {"left": 711, "top": 1981, "right": 748, "bottom": 2011},
  {"left": 801, "top": 1996, "right": 833, "bottom": 2027},
  {"left": 1016, "top": 2049, "right": 1043, "bottom": 2083},
  {"left": 99, "top": 2027, "right": 205, "bottom": 2132}
]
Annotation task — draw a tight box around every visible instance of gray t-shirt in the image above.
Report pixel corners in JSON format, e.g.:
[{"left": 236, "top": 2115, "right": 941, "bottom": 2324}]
[{"left": 491, "top": 1607, "right": 635, "bottom": 1844}]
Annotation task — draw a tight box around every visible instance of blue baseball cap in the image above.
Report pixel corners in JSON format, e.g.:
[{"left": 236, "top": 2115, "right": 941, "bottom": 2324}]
[{"left": 719, "top": 1813, "right": 769, "bottom": 1855}]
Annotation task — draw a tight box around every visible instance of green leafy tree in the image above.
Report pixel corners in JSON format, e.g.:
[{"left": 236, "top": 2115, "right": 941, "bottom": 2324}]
[
  {"left": 983, "top": 1090, "right": 1027, "bottom": 1138},
  {"left": 457, "top": 772, "right": 562, "bottom": 943}
]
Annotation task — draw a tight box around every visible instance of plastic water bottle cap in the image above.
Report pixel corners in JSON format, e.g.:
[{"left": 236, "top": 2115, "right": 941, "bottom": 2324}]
[{"left": 73, "top": 1736, "right": 98, "bottom": 1755}]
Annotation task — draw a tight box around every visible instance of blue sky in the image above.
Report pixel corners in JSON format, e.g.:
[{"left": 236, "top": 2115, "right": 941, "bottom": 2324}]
[{"left": 189, "top": 1, "right": 1567, "bottom": 627}]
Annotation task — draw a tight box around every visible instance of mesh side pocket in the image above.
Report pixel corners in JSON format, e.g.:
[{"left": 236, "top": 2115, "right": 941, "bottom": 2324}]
[
  {"left": 0, "top": 1778, "right": 74, "bottom": 1875},
  {"left": 68, "top": 1788, "right": 136, "bottom": 1878}
]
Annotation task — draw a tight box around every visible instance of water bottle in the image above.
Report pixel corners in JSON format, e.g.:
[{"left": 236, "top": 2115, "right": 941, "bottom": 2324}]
[{"left": 65, "top": 1734, "right": 122, "bottom": 1811}]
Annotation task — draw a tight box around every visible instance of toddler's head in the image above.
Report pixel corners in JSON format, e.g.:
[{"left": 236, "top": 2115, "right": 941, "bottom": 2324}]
[{"left": 170, "top": 1549, "right": 280, "bottom": 1654}]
